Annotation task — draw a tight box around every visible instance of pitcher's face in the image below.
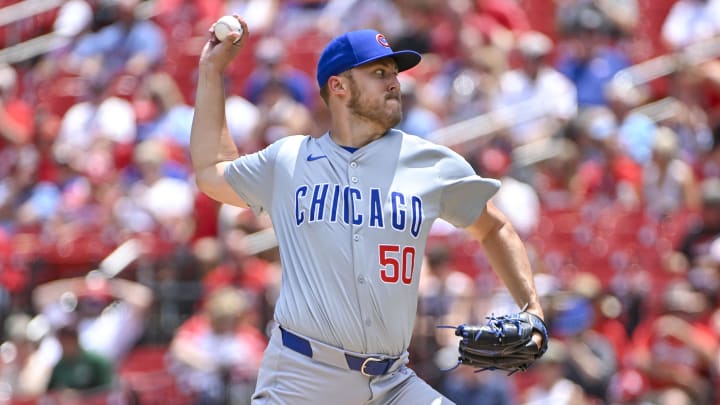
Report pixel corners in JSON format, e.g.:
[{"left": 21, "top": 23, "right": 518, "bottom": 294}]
[{"left": 344, "top": 58, "right": 403, "bottom": 131}]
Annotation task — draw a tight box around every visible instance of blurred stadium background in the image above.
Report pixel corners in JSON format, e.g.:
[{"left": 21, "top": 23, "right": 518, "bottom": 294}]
[{"left": 0, "top": 0, "right": 720, "bottom": 404}]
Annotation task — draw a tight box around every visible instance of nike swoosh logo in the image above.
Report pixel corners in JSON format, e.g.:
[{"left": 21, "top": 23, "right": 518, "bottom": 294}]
[{"left": 307, "top": 154, "right": 327, "bottom": 161}]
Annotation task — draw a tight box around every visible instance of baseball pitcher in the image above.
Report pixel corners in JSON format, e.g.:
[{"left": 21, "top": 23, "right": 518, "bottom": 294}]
[{"left": 190, "top": 15, "right": 548, "bottom": 405}]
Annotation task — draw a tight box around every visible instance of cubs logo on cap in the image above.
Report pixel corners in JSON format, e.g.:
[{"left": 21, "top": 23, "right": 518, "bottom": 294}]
[
  {"left": 376, "top": 34, "right": 390, "bottom": 48},
  {"left": 316, "top": 29, "right": 422, "bottom": 88}
]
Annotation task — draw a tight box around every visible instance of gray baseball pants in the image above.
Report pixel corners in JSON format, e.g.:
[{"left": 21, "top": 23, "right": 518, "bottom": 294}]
[{"left": 251, "top": 325, "right": 455, "bottom": 405}]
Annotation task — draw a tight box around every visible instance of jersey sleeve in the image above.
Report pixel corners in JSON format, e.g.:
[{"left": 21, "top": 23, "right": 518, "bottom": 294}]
[
  {"left": 224, "top": 137, "right": 296, "bottom": 214},
  {"left": 438, "top": 151, "right": 501, "bottom": 228}
]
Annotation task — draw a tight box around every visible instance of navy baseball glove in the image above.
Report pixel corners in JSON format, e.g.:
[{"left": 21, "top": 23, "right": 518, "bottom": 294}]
[{"left": 445, "top": 310, "right": 549, "bottom": 375}]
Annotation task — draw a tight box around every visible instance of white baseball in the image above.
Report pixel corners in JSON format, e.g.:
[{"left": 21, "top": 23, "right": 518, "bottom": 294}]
[{"left": 213, "top": 15, "right": 242, "bottom": 42}]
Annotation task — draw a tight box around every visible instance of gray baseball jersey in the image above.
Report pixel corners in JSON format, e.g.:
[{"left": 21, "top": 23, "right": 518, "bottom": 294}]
[{"left": 224, "top": 129, "right": 500, "bottom": 356}]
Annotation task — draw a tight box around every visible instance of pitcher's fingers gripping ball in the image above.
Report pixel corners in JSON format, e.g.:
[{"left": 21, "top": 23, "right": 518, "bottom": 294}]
[
  {"left": 213, "top": 15, "right": 243, "bottom": 44},
  {"left": 442, "top": 309, "right": 549, "bottom": 375}
]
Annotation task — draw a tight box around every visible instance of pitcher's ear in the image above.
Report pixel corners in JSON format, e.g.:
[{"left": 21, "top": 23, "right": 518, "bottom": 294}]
[{"left": 328, "top": 76, "right": 345, "bottom": 93}]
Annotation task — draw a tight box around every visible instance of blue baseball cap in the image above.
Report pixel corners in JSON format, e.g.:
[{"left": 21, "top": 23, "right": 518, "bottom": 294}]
[{"left": 316, "top": 29, "right": 422, "bottom": 88}]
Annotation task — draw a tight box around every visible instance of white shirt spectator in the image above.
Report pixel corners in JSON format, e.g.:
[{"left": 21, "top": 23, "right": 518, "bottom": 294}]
[
  {"left": 225, "top": 95, "right": 260, "bottom": 146},
  {"left": 661, "top": 0, "right": 720, "bottom": 50},
  {"left": 133, "top": 177, "right": 195, "bottom": 220},
  {"left": 225, "top": 0, "right": 279, "bottom": 35},
  {"left": 492, "top": 175, "right": 541, "bottom": 237},
  {"left": 54, "top": 95, "right": 136, "bottom": 165},
  {"left": 495, "top": 66, "right": 578, "bottom": 145},
  {"left": 494, "top": 32, "right": 577, "bottom": 146},
  {"left": 53, "top": 0, "right": 93, "bottom": 38},
  {"left": 524, "top": 379, "right": 584, "bottom": 405},
  {"left": 38, "top": 300, "right": 147, "bottom": 365}
]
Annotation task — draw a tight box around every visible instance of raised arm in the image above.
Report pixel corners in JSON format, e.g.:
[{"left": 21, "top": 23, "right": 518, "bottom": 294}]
[{"left": 190, "top": 15, "right": 250, "bottom": 208}]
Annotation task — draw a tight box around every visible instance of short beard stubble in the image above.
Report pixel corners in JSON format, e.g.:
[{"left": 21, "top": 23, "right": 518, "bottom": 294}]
[{"left": 345, "top": 73, "right": 403, "bottom": 131}]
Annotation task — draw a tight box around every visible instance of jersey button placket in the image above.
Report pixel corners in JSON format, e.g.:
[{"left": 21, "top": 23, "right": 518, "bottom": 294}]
[
  {"left": 350, "top": 162, "right": 360, "bottom": 243},
  {"left": 349, "top": 160, "right": 370, "bottom": 333},
  {"left": 349, "top": 160, "right": 359, "bottom": 184}
]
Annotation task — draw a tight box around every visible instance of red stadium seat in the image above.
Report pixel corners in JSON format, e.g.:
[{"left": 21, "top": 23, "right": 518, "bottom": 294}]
[
  {"left": 283, "top": 29, "right": 331, "bottom": 78},
  {"left": 119, "top": 345, "right": 195, "bottom": 405},
  {"left": 35, "top": 71, "right": 88, "bottom": 117}
]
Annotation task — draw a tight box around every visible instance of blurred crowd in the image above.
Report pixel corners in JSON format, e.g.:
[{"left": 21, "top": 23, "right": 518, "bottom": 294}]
[{"left": 0, "top": 0, "right": 720, "bottom": 404}]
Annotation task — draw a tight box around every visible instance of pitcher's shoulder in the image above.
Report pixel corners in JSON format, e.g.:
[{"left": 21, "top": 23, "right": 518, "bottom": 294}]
[
  {"left": 396, "top": 129, "right": 463, "bottom": 159},
  {"left": 267, "top": 134, "right": 312, "bottom": 151}
]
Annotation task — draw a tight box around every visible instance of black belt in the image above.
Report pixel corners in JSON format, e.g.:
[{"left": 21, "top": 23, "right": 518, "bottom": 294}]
[{"left": 280, "top": 327, "right": 398, "bottom": 377}]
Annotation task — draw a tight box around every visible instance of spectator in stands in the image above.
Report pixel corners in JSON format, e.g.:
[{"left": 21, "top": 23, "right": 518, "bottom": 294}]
[
  {"left": 391, "top": 0, "right": 450, "bottom": 57},
  {"left": 708, "top": 235, "right": 720, "bottom": 306},
  {"left": 626, "top": 280, "right": 717, "bottom": 404},
  {"left": 136, "top": 72, "right": 195, "bottom": 150},
  {"left": 397, "top": 74, "right": 442, "bottom": 138},
  {"left": 313, "top": 0, "right": 404, "bottom": 38},
  {"left": 555, "top": 0, "right": 639, "bottom": 42},
  {"left": 0, "top": 64, "right": 51, "bottom": 235},
  {"left": 676, "top": 177, "right": 720, "bottom": 263},
  {"left": 247, "top": 77, "right": 314, "bottom": 148},
  {"left": 43, "top": 102, "right": 127, "bottom": 238},
  {"left": 550, "top": 292, "right": 618, "bottom": 403},
  {"left": 30, "top": 105, "right": 63, "bottom": 185},
  {"left": 44, "top": 321, "right": 114, "bottom": 397},
  {"left": 50, "top": 0, "right": 94, "bottom": 54},
  {"left": 605, "top": 80, "right": 657, "bottom": 166},
  {"left": 32, "top": 271, "right": 153, "bottom": 366},
  {"left": 555, "top": 5, "right": 631, "bottom": 108},
  {"left": 570, "top": 272, "right": 630, "bottom": 363},
  {"left": 244, "top": 36, "right": 316, "bottom": 111},
  {"left": 441, "top": 366, "right": 517, "bottom": 405},
  {"left": 155, "top": 0, "right": 279, "bottom": 37},
  {"left": 451, "top": 0, "right": 531, "bottom": 60},
  {"left": 169, "top": 286, "right": 267, "bottom": 405},
  {"left": 225, "top": 92, "right": 261, "bottom": 154},
  {"left": 661, "top": 0, "right": 720, "bottom": 51},
  {"left": 474, "top": 0, "right": 531, "bottom": 34},
  {"left": 0, "top": 146, "right": 61, "bottom": 235},
  {"left": 532, "top": 137, "right": 585, "bottom": 209},
  {"left": 66, "top": 0, "right": 166, "bottom": 82},
  {"left": 272, "top": 0, "right": 344, "bottom": 39},
  {"left": 493, "top": 30, "right": 578, "bottom": 147},
  {"left": 699, "top": 129, "right": 720, "bottom": 179},
  {"left": 225, "top": 0, "right": 280, "bottom": 35},
  {"left": 662, "top": 66, "right": 714, "bottom": 167},
  {"left": 521, "top": 341, "right": 588, "bottom": 404},
  {"left": 475, "top": 146, "right": 540, "bottom": 238},
  {"left": 0, "top": 313, "right": 50, "bottom": 401},
  {"left": 600, "top": 0, "right": 640, "bottom": 40},
  {"left": 683, "top": 236, "right": 720, "bottom": 325},
  {"left": 642, "top": 126, "right": 701, "bottom": 219},
  {"left": 53, "top": 77, "right": 137, "bottom": 177},
  {"left": 202, "top": 226, "right": 279, "bottom": 319},
  {"left": 444, "top": 42, "right": 506, "bottom": 124},
  {"left": 214, "top": 204, "right": 280, "bottom": 329},
  {"left": 42, "top": 162, "right": 115, "bottom": 244},
  {"left": 570, "top": 106, "right": 643, "bottom": 205},
  {"left": 412, "top": 243, "right": 476, "bottom": 388},
  {"left": 0, "top": 63, "right": 34, "bottom": 150},
  {"left": 118, "top": 139, "right": 195, "bottom": 243}
]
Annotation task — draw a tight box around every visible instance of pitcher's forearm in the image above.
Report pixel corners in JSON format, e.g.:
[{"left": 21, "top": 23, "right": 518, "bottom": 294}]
[
  {"left": 481, "top": 223, "right": 543, "bottom": 318},
  {"left": 466, "top": 204, "right": 544, "bottom": 318},
  {"left": 190, "top": 65, "right": 240, "bottom": 173}
]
